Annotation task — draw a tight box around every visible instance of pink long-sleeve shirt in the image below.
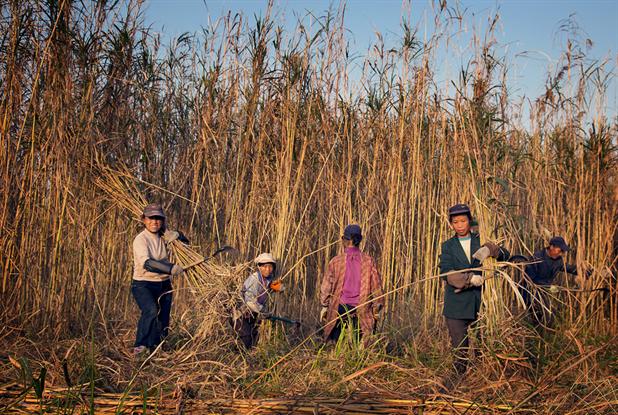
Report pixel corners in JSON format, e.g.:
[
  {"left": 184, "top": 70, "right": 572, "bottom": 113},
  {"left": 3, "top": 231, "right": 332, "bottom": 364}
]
[{"left": 339, "top": 246, "right": 362, "bottom": 305}]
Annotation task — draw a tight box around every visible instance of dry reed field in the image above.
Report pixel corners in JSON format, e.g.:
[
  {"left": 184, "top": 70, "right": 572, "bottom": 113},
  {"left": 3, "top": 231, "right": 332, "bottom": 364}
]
[{"left": 1, "top": 1, "right": 617, "bottom": 413}]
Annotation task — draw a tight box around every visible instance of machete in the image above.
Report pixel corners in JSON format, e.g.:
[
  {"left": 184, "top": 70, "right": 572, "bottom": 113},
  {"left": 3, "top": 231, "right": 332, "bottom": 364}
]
[
  {"left": 267, "top": 315, "right": 302, "bottom": 326},
  {"left": 183, "top": 245, "right": 235, "bottom": 270}
]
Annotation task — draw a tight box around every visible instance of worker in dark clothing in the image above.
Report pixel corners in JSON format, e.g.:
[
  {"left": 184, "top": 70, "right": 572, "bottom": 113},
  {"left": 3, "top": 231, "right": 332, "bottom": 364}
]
[
  {"left": 525, "top": 236, "right": 578, "bottom": 285},
  {"left": 521, "top": 236, "right": 587, "bottom": 326},
  {"left": 520, "top": 236, "right": 592, "bottom": 372},
  {"left": 440, "top": 204, "right": 510, "bottom": 379}
]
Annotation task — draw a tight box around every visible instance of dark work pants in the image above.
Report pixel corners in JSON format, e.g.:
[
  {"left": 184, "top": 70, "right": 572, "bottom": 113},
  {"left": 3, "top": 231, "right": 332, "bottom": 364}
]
[
  {"left": 131, "top": 279, "right": 173, "bottom": 350},
  {"left": 328, "top": 304, "right": 360, "bottom": 342},
  {"left": 231, "top": 312, "right": 260, "bottom": 349},
  {"left": 445, "top": 317, "right": 476, "bottom": 375}
]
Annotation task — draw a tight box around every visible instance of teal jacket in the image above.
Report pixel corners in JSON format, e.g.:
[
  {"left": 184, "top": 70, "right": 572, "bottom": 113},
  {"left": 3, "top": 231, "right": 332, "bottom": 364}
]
[{"left": 440, "top": 233, "right": 508, "bottom": 320}]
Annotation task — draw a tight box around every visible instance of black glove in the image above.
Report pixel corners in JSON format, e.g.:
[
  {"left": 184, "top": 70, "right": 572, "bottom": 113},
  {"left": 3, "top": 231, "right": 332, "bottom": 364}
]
[{"left": 177, "top": 231, "right": 190, "bottom": 244}]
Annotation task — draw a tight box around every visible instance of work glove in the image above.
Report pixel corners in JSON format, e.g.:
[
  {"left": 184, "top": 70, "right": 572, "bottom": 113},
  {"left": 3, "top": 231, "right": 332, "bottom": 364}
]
[
  {"left": 269, "top": 279, "right": 284, "bottom": 292},
  {"left": 163, "top": 230, "right": 180, "bottom": 243},
  {"left": 472, "top": 242, "right": 501, "bottom": 262},
  {"left": 472, "top": 246, "right": 490, "bottom": 262},
  {"left": 470, "top": 274, "right": 484, "bottom": 287},
  {"left": 484, "top": 242, "right": 501, "bottom": 257},
  {"left": 447, "top": 272, "right": 483, "bottom": 293},
  {"left": 446, "top": 272, "right": 473, "bottom": 290},
  {"left": 170, "top": 264, "right": 184, "bottom": 277},
  {"left": 319, "top": 306, "right": 328, "bottom": 323},
  {"left": 372, "top": 304, "right": 383, "bottom": 321}
]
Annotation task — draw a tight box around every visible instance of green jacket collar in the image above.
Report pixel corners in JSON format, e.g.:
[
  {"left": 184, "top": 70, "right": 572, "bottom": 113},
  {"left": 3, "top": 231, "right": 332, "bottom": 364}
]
[{"left": 450, "top": 233, "right": 481, "bottom": 266}]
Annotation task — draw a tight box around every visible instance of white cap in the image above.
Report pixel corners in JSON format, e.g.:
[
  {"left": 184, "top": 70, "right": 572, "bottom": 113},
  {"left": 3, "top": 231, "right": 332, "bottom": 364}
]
[{"left": 254, "top": 252, "right": 276, "bottom": 266}]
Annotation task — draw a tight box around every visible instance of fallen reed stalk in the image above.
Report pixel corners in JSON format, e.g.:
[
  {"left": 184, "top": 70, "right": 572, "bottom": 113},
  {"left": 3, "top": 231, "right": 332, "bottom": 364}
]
[{"left": 0, "top": 383, "right": 522, "bottom": 414}]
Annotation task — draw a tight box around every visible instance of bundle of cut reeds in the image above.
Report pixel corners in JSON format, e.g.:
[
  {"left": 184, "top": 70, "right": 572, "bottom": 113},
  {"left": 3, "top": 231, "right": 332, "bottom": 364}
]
[
  {"left": 94, "top": 164, "right": 250, "bottom": 347},
  {"left": 0, "top": 382, "right": 524, "bottom": 414}
]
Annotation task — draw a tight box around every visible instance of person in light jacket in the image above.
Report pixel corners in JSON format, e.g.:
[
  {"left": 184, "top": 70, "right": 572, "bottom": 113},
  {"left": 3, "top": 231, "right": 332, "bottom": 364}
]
[
  {"left": 132, "top": 203, "right": 187, "bottom": 355},
  {"left": 232, "top": 253, "right": 282, "bottom": 348}
]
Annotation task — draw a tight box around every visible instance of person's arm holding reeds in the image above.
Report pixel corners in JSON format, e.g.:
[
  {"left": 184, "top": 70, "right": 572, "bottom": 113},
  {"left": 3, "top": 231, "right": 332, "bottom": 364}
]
[
  {"left": 319, "top": 261, "right": 335, "bottom": 322},
  {"left": 133, "top": 237, "right": 183, "bottom": 277},
  {"left": 440, "top": 243, "right": 468, "bottom": 289},
  {"left": 564, "top": 262, "right": 585, "bottom": 276},
  {"left": 369, "top": 257, "right": 384, "bottom": 318},
  {"left": 441, "top": 242, "right": 483, "bottom": 292},
  {"left": 143, "top": 258, "right": 182, "bottom": 276},
  {"left": 472, "top": 241, "right": 509, "bottom": 263}
]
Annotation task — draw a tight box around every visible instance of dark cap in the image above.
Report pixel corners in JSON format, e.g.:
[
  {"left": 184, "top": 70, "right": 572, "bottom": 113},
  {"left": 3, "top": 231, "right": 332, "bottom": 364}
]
[
  {"left": 343, "top": 224, "right": 362, "bottom": 240},
  {"left": 549, "top": 236, "right": 570, "bottom": 252},
  {"left": 142, "top": 203, "right": 166, "bottom": 218},
  {"left": 448, "top": 203, "right": 471, "bottom": 217}
]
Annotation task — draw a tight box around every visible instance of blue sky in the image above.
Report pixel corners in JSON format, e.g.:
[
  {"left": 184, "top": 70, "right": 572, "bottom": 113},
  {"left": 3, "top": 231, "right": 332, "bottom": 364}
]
[{"left": 143, "top": 0, "right": 617, "bottom": 119}]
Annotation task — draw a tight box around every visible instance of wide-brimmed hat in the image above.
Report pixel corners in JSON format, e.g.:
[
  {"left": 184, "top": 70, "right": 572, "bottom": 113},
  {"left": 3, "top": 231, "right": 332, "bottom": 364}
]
[
  {"left": 549, "top": 236, "right": 570, "bottom": 252},
  {"left": 142, "top": 203, "right": 165, "bottom": 218},
  {"left": 254, "top": 252, "right": 276, "bottom": 266}
]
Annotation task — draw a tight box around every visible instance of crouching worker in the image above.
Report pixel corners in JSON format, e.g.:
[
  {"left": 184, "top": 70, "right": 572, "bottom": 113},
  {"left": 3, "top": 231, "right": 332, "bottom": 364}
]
[
  {"left": 232, "top": 253, "right": 283, "bottom": 349},
  {"left": 132, "top": 203, "right": 187, "bottom": 355},
  {"left": 440, "top": 204, "right": 509, "bottom": 377},
  {"left": 319, "top": 224, "right": 384, "bottom": 345},
  {"left": 522, "top": 236, "right": 589, "bottom": 328}
]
